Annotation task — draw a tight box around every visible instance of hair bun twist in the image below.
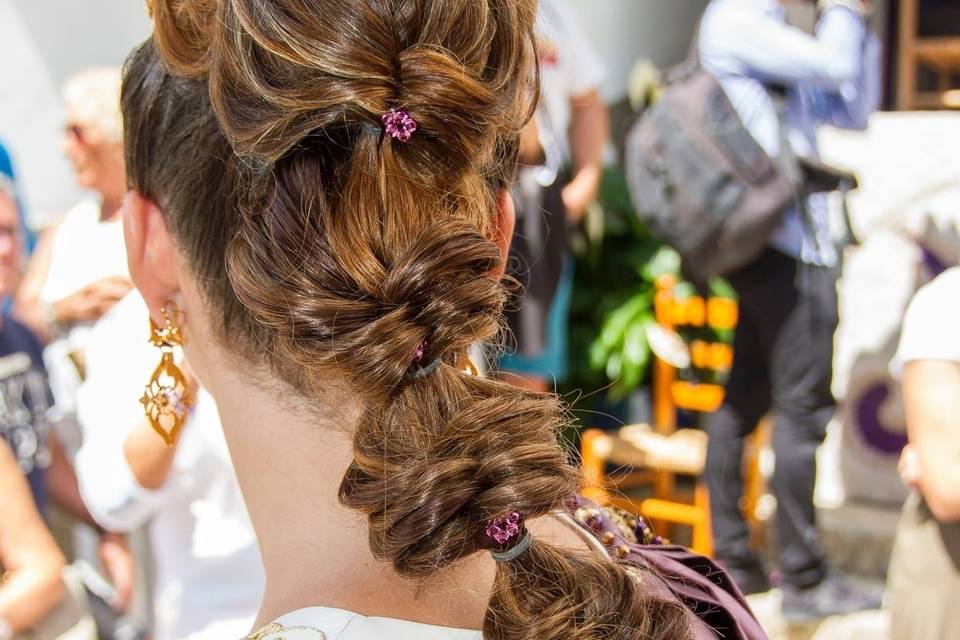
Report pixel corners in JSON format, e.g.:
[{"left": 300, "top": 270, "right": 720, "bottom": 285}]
[
  {"left": 138, "top": 1, "right": 694, "bottom": 637},
  {"left": 149, "top": 0, "right": 218, "bottom": 76}
]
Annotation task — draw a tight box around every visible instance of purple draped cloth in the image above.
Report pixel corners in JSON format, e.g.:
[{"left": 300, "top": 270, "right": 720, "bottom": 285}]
[{"left": 567, "top": 496, "right": 768, "bottom": 639}]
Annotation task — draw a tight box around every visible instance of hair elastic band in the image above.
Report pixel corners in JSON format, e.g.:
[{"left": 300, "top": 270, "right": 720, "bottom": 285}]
[
  {"left": 360, "top": 121, "right": 383, "bottom": 137},
  {"left": 409, "top": 358, "right": 443, "bottom": 379},
  {"left": 485, "top": 511, "right": 532, "bottom": 562},
  {"left": 490, "top": 530, "right": 533, "bottom": 563}
]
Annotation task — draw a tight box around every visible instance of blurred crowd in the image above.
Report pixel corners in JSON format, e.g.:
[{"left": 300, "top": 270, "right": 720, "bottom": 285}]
[{"left": 0, "top": 0, "right": 957, "bottom": 639}]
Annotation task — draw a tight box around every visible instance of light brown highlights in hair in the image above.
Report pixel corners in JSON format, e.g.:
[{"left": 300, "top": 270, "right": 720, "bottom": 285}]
[{"left": 123, "top": 0, "right": 694, "bottom": 637}]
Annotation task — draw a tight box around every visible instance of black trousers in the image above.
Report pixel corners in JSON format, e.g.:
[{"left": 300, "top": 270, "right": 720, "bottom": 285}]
[{"left": 705, "top": 248, "right": 838, "bottom": 588}]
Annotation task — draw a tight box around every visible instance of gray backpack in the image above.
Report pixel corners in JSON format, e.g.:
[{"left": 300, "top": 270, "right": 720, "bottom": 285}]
[{"left": 625, "top": 60, "right": 795, "bottom": 282}]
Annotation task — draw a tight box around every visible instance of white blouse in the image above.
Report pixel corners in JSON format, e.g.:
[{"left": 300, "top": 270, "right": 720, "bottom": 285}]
[
  {"left": 248, "top": 607, "right": 481, "bottom": 640},
  {"left": 249, "top": 514, "right": 610, "bottom": 640}
]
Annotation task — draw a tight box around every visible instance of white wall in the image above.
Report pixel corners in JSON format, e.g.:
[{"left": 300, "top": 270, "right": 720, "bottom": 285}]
[
  {"left": 563, "top": 0, "right": 709, "bottom": 101},
  {"left": 13, "top": 0, "right": 151, "bottom": 88},
  {"left": 0, "top": 1, "right": 149, "bottom": 227},
  {"left": 1, "top": 0, "right": 707, "bottom": 226}
]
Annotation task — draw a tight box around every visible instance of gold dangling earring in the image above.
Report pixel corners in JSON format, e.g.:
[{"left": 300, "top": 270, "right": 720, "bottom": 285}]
[{"left": 140, "top": 302, "right": 195, "bottom": 446}]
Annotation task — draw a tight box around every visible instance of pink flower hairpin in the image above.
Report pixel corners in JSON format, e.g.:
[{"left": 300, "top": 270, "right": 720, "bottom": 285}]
[
  {"left": 382, "top": 109, "right": 418, "bottom": 142},
  {"left": 485, "top": 511, "right": 532, "bottom": 562},
  {"left": 486, "top": 512, "right": 523, "bottom": 545}
]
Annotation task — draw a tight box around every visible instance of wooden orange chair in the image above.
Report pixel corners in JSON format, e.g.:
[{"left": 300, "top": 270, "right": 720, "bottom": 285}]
[{"left": 581, "top": 275, "right": 769, "bottom": 557}]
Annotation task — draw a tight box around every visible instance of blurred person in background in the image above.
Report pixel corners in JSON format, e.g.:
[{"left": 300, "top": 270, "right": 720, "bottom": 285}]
[
  {"left": 0, "top": 174, "right": 52, "bottom": 509},
  {"left": 0, "top": 438, "right": 66, "bottom": 638},
  {"left": 15, "top": 66, "right": 131, "bottom": 442},
  {"left": 699, "top": 0, "right": 882, "bottom": 620},
  {"left": 499, "top": 0, "right": 609, "bottom": 392},
  {"left": 888, "top": 267, "right": 960, "bottom": 640},
  {"left": 0, "top": 163, "right": 135, "bottom": 629},
  {"left": 75, "top": 291, "right": 264, "bottom": 640},
  {"left": 0, "top": 141, "right": 36, "bottom": 254}
]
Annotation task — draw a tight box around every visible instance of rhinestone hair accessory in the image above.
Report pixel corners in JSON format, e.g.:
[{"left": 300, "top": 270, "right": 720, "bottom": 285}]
[
  {"left": 486, "top": 512, "right": 533, "bottom": 562},
  {"left": 382, "top": 109, "right": 418, "bottom": 142}
]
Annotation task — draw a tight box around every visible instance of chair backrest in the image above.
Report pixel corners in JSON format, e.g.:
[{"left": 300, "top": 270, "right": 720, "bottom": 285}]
[{"left": 651, "top": 275, "right": 737, "bottom": 435}]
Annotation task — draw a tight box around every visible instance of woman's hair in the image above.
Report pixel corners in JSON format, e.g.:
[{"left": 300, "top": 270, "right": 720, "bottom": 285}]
[
  {"left": 63, "top": 67, "right": 124, "bottom": 143},
  {"left": 124, "top": 1, "right": 692, "bottom": 637}
]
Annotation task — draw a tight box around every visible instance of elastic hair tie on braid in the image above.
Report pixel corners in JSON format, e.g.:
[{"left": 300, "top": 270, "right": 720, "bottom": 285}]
[
  {"left": 409, "top": 339, "right": 442, "bottom": 379},
  {"left": 485, "top": 512, "right": 533, "bottom": 563}
]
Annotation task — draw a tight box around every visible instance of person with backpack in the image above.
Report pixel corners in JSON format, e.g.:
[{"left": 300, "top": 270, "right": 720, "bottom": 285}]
[{"left": 696, "top": 0, "right": 882, "bottom": 621}]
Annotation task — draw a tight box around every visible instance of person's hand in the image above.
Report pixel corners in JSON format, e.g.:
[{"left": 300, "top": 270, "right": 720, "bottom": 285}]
[
  {"left": 898, "top": 443, "right": 921, "bottom": 491},
  {"left": 52, "top": 276, "right": 133, "bottom": 326},
  {"left": 97, "top": 532, "right": 135, "bottom": 612}
]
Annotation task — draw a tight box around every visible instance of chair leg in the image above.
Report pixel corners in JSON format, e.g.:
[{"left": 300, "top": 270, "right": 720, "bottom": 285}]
[
  {"left": 743, "top": 417, "right": 772, "bottom": 549},
  {"left": 652, "top": 469, "right": 675, "bottom": 540},
  {"left": 580, "top": 429, "right": 611, "bottom": 505},
  {"left": 692, "top": 479, "right": 714, "bottom": 557}
]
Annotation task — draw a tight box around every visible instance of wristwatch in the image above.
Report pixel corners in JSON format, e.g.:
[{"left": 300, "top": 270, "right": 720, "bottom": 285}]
[{"left": 818, "top": 0, "right": 870, "bottom": 19}]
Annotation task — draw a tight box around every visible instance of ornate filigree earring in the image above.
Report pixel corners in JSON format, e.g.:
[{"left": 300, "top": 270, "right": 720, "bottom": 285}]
[{"left": 140, "top": 302, "right": 194, "bottom": 446}]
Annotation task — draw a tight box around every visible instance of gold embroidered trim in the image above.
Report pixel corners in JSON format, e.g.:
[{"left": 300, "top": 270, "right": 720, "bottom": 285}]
[{"left": 247, "top": 622, "right": 328, "bottom": 639}]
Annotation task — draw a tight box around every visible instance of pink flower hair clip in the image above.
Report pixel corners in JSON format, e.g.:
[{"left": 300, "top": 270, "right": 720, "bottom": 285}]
[
  {"left": 382, "top": 109, "right": 418, "bottom": 143},
  {"left": 485, "top": 511, "right": 532, "bottom": 562}
]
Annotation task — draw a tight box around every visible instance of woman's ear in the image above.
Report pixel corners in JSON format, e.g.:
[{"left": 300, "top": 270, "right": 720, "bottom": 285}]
[
  {"left": 492, "top": 189, "right": 516, "bottom": 277},
  {"left": 123, "top": 190, "right": 182, "bottom": 321}
]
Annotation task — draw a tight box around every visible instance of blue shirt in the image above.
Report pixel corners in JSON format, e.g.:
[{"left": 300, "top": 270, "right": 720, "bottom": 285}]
[
  {"left": 700, "top": 0, "right": 881, "bottom": 265},
  {"left": 0, "top": 313, "right": 54, "bottom": 512}
]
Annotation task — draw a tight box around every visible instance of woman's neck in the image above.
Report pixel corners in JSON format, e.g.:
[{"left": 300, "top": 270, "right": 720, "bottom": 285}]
[{"left": 207, "top": 364, "right": 497, "bottom": 630}]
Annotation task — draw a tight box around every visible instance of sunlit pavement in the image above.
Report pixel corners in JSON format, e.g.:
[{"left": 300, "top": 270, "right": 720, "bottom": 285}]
[{"left": 746, "top": 590, "right": 889, "bottom": 640}]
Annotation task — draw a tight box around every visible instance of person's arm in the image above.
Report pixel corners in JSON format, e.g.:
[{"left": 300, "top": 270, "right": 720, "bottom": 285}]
[
  {"left": 74, "top": 297, "right": 174, "bottom": 533},
  {"left": 45, "top": 433, "right": 100, "bottom": 528},
  {"left": 123, "top": 418, "right": 184, "bottom": 490},
  {"left": 74, "top": 303, "right": 196, "bottom": 531},
  {"left": 806, "top": 28, "right": 882, "bottom": 131},
  {"left": 518, "top": 118, "right": 545, "bottom": 167},
  {"left": 46, "top": 434, "right": 135, "bottom": 611},
  {"left": 901, "top": 359, "right": 960, "bottom": 522},
  {"left": 0, "top": 441, "right": 65, "bottom": 632},
  {"left": 707, "top": 6, "right": 870, "bottom": 91},
  {"left": 563, "top": 89, "right": 609, "bottom": 224}
]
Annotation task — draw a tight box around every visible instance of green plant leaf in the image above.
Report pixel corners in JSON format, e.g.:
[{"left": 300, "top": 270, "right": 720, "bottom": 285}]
[
  {"left": 606, "top": 351, "right": 623, "bottom": 381},
  {"left": 641, "top": 246, "right": 681, "bottom": 280}
]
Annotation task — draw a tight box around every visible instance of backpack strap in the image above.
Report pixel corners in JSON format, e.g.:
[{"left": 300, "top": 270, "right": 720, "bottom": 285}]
[{"left": 770, "top": 90, "right": 830, "bottom": 260}]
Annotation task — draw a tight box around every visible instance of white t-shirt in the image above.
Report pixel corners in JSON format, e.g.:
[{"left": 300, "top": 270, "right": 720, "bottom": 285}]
[
  {"left": 895, "top": 267, "right": 960, "bottom": 372},
  {"left": 534, "top": 0, "right": 605, "bottom": 181},
  {"left": 74, "top": 293, "right": 264, "bottom": 640},
  {"left": 39, "top": 197, "right": 128, "bottom": 417},
  {"left": 249, "top": 607, "right": 481, "bottom": 640},
  {"left": 38, "top": 197, "right": 128, "bottom": 306}
]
